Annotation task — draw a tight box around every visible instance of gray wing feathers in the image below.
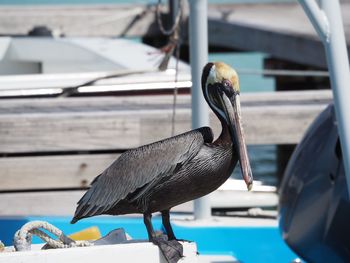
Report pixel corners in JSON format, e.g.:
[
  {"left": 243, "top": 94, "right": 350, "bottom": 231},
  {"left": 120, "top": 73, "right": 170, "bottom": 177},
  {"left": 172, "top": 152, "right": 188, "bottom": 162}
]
[{"left": 72, "top": 127, "right": 213, "bottom": 221}]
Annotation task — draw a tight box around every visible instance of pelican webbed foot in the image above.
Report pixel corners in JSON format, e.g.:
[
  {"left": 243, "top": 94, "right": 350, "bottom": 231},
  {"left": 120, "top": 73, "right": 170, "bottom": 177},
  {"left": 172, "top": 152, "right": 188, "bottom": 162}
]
[
  {"left": 151, "top": 236, "right": 183, "bottom": 263},
  {"left": 144, "top": 212, "right": 184, "bottom": 262}
]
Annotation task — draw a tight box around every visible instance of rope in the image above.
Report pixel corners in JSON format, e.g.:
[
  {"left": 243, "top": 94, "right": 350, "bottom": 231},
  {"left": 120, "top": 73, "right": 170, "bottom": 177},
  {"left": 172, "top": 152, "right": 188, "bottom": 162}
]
[
  {"left": 13, "top": 221, "right": 93, "bottom": 251},
  {"left": 156, "top": 0, "right": 183, "bottom": 36},
  {"left": 171, "top": 31, "right": 181, "bottom": 137},
  {"left": 155, "top": 1, "right": 183, "bottom": 136},
  {"left": 170, "top": 1, "right": 183, "bottom": 137}
]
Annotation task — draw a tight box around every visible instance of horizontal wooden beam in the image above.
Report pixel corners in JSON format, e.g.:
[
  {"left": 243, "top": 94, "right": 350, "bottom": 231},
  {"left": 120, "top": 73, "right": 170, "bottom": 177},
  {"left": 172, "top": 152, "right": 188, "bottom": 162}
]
[
  {"left": 0, "top": 190, "right": 193, "bottom": 216},
  {"left": 0, "top": 90, "right": 332, "bottom": 154},
  {"left": 0, "top": 191, "right": 85, "bottom": 216},
  {"left": 0, "top": 187, "right": 277, "bottom": 215},
  {"left": 0, "top": 154, "right": 118, "bottom": 191},
  {"left": 0, "top": 90, "right": 331, "bottom": 193}
]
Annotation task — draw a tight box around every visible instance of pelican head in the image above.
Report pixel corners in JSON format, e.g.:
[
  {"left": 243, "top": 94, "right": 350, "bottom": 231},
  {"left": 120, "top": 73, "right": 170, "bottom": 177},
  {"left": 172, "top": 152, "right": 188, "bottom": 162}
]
[{"left": 202, "top": 62, "right": 253, "bottom": 190}]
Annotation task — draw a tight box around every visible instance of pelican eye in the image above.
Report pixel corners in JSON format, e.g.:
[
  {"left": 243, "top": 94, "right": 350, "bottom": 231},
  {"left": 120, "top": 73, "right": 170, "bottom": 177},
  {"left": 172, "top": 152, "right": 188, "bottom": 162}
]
[
  {"left": 223, "top": 79, "right": 231, "bottom": 87},
  {"left": 222, "top": 80, "right": 235, "bottom": 97}
]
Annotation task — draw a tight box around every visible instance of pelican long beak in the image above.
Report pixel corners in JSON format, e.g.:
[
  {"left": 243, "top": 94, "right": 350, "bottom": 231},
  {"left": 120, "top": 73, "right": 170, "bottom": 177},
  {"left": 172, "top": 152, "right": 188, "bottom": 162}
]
[{"left": 221, "top": 93, "right": 253, "bottom": 190}]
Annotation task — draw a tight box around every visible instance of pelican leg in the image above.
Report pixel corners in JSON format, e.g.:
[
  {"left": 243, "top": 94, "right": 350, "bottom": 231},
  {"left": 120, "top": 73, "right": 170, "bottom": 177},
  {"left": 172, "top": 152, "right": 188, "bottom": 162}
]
[
  {"left": 143, "top": 213, "right": 156, "bottom": 241},
  {"left": 144, "top": 212, "right": 183, "bottom": 263},
  {"left": 161, "top": 210, "right": 176, "bottom": 240}
]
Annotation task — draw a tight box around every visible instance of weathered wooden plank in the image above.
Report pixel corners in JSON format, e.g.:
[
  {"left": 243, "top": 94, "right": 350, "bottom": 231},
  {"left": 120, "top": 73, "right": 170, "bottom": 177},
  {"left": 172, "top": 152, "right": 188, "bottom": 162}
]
[
  {"left": 242, "top": 105, "right": 324, "bottom": 144},
  {"left": 0, "top": 112, "right": 141, "bottom": 152},
  {"left": 0, "top": 91, "right": 332, "bottom": 152},
  {"left": 0, "top": 191, "right": 85, "bottom": 216},
  {"left": 0, "top": 109, "right": 201, "bottom": 152},
  {"left": 0, "top": 185, "right": 277, "bottom": 215},
  {"left": 0, "top": 154, "right": 118, "bottom": 191},
  {"left": 0, "top": 191, "right": 193, "bottom": 216},
  {"left": 0, "top": 95, "right": 192, "bottom": 114},
  {"left": 0, "top": 90, "right": 332, "bottom": 113}
]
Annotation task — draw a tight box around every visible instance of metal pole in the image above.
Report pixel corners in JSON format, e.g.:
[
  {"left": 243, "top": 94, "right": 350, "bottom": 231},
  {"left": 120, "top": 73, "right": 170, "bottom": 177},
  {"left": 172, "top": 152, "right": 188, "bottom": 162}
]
[
  {"left": 321, "top": 0, "right": 350, "bottom": 197},
  {"left": 298, "top": 0, "right": 329, "bottom": 42},
  {"left": 299, "top": 0, "right": 350, "bottom": 196},
  {"left": 189, "top": 0, "right": 211, "bottom": 220}
]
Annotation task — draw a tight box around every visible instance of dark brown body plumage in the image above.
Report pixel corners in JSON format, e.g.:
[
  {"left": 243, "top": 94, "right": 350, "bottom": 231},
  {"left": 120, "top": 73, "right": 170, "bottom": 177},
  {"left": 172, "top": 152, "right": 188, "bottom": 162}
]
[{"left": 71, "top": 124, "right": 237, "bottom": 223}]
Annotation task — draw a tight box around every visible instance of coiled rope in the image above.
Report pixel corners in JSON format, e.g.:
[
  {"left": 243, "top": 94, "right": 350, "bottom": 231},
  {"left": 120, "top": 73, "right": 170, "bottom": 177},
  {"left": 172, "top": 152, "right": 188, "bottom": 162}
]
[{"left": 13, "top": 221, "right": 93, "bottom": 251}]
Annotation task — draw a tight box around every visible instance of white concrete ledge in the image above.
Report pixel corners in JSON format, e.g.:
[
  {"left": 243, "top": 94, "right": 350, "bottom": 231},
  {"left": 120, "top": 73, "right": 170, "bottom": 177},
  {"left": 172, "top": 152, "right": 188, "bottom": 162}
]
[{"left": 0, "top": 241, "right": 198, "bottom": 263}]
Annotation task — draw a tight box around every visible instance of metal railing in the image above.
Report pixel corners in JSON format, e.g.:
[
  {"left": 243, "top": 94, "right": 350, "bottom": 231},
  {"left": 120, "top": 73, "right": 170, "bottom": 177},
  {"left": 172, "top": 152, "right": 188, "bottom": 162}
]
[{"left": 298, "top": 0, "right": 350, "bottom": 197}]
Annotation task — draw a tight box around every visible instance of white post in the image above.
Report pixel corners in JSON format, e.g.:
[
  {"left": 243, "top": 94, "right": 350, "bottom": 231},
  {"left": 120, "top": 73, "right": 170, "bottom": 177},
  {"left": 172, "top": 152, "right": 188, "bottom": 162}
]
[
  {"left": 299, "top": 0, "right": 350, "bottom": 196},
  {"left": 189, "top": 0, "right": 211, "bottom": 219}
]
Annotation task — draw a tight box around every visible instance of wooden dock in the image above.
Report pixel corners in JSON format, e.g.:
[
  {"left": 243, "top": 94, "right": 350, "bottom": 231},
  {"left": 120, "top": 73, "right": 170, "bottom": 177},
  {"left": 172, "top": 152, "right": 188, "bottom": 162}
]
[
  {"left": 0, "top": 90, "right": 331, "bottom": 215},
  {"left": 0, "top": 3, "right": 349, "bottom": 68},
  {"left": 0, "top": 91, "right": 332, "bottom": 188}
]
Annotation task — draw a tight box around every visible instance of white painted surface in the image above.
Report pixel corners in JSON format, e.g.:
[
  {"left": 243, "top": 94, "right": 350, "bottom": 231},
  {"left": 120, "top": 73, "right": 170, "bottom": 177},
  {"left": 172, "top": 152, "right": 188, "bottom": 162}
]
[
  {"left": 0, "top": 37, "right": 190, "bottom": 76},
  {"left": 0, "top": 37, "right": 10, "bottom": 60},
  {"left": 0, "top": 70, "right": 191, "bottom": 92},
  {"left": 198, "top": 254, "right": 238, "bottom": 263},
  {"left": 0, "top": 242, "right": 198, "bottom": 263}
]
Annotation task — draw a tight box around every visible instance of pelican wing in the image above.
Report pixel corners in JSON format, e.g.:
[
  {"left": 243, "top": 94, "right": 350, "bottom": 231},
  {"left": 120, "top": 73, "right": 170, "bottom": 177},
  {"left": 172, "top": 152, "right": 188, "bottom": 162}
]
[{"left": 72, "top": 127, "right": 213, "bottom": 222}]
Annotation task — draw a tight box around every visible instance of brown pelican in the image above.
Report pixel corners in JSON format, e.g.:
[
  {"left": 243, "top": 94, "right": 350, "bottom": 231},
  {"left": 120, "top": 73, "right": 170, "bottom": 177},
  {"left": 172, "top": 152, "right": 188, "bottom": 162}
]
[{"left": 71, "top": 62, "right": 253, "bottom": 261}]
